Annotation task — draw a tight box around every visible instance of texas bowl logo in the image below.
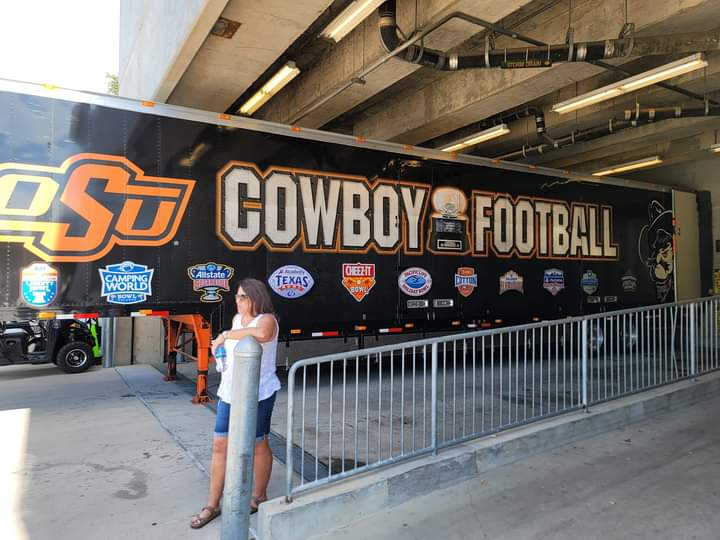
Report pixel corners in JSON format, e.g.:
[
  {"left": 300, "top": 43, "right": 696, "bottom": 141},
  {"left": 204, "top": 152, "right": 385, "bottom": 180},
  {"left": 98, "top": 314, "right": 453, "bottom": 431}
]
[
  {"left": 543, "top": 268, "right": 565, "bottom": 296},
  {"left": 188, "top": 262, "right": 234, "bottom": 302},
  {"left": 268, "top": 265, "right": 314, "bottom": 299},
  {"left": 342, "top": 263, "right": 376, "bottom": 302},
  {"left": 399, "top": 267, "right": 432, "bottom": 297},
  {"left": 454, "top": 267, "right": 477, "bottom": 297},
  {"left": 99, "top": 261, "right": 153, "bottom": 305}
]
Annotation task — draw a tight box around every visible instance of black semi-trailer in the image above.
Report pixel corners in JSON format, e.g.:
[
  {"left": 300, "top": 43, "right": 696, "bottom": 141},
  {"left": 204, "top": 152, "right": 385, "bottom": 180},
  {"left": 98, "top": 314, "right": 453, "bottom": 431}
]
[{"left": 0, "top": 79, "right": 704, "bottom": 397}]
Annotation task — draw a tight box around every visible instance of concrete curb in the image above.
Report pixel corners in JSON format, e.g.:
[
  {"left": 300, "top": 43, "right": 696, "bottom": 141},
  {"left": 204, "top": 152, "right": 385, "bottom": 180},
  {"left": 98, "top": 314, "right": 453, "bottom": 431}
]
[{"left": 257, "top": 371, "right": 720, "bottom": 540}]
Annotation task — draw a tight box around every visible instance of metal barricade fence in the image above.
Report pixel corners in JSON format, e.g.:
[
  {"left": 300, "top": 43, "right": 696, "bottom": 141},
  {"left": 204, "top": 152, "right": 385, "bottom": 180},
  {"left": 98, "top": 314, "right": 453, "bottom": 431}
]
[{"left": 285, "top": 297, "right": 720, "bottom": 501}]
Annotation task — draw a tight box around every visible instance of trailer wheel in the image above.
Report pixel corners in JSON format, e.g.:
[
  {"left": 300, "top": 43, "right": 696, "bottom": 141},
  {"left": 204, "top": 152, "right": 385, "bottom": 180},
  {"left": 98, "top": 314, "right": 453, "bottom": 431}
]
[{"left": 56, "top": 342, "right": 94, "bottom": 374}]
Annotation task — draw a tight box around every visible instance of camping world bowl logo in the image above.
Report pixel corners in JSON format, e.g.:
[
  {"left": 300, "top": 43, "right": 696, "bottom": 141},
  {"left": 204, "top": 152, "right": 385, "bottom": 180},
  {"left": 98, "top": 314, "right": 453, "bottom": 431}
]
[
  {"left": 399, "top": 267, "right": 432, "bottom": 296},
  {"left": 188, "top": 262, "right": 234, "bottom": 302},
  {"left": 99, "top": 261, "right": 153, "bottom": 305},
  {"left": 342, "top": 263, "right": 376, "bottom": 302},
  {"left": 268, "top": 265, "right": 314, "bottom": 299},
  {"left": 543, "top": 268, "right": 565, "bottom": 296},
  {"left": 454, "top": 267, "right": 477, "bottom": 297}
]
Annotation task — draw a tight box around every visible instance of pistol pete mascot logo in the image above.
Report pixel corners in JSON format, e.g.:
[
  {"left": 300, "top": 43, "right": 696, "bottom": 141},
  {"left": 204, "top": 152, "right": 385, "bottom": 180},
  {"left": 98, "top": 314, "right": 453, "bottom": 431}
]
[
  {"left": 638, "top": 201, "right": 674, "bottom": 302},
  {"left": 0, "top": 153, "right": 195, "bottom": 262}
]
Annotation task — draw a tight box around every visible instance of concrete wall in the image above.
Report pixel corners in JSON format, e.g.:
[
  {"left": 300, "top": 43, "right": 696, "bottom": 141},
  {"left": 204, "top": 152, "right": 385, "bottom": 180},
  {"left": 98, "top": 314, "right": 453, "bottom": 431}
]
[
  {"left": 628, "top": 157, "right": 720, "bottom": 269},
  {"left": 132, "top": 318, "right": 165, "bottom": 365},
  {"left": 118, "top": 0, "right": 228, "bottom": 101}
]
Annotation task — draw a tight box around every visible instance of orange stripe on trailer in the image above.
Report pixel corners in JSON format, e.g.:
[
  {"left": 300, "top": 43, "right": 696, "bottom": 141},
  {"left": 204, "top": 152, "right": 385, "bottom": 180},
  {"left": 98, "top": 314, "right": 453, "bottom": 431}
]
[
  {"left": 243, "top": 201, "right": 263, "bottom": 210},
  {"left": 311, "top": 331, "right": 340, "bottom": 337},
  {"left": 379, "top": 327, "right": 402, "bottom": 334}
]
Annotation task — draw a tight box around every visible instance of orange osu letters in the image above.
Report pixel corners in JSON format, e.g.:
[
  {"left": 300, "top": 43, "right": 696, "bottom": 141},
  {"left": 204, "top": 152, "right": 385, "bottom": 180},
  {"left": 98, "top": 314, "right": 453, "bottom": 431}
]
[{"left": 0, "top": 153, "right": 195, "bottom": 262}]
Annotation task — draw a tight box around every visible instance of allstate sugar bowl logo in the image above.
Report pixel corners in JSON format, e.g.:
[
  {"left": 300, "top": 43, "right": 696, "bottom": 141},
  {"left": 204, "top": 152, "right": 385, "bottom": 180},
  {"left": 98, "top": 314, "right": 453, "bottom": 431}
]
[
  {"left": 188, "top": 262, "right": 234, "bottom": 302},
  {"left": 268, "top": 265, "right": 314, "bottom": 299},
  {"left": 99, "top": 261, "right": 154, "bottom": 304},
  {"left": 399, "top": 267, "right": 432, "bottom": 296}
]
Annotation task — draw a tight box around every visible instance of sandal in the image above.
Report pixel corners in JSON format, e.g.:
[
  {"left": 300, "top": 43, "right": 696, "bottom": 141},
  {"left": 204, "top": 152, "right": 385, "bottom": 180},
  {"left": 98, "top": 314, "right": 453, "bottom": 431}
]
[
  {"left": 250, "top": 496, "right": 267, "bottom": 515},
  {"left": 190, "top": 505, "right": 221, "bottom": 529}
]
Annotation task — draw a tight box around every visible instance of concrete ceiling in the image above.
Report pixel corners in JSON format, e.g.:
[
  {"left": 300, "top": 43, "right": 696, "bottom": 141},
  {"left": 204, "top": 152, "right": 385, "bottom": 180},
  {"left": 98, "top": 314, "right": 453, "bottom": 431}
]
[{"left": 155, "top": 0, "right": 720, "bottom": 180}]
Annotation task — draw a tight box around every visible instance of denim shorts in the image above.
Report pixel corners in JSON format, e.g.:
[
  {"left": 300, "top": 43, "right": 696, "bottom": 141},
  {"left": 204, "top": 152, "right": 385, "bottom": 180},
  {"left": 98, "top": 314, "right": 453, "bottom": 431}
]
[{"left": 214, "top": 392, "right": 276, "bottom": 441}]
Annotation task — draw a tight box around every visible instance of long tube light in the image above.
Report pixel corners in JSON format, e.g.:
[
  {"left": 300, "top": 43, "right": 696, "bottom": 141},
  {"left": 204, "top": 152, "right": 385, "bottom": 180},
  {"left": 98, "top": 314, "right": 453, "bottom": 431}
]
[
  {"left": 440, "top": 124, "right": 510, "bottom": 152},
  {"left": 710, "top": 143, "right": 720, "bottom": 153},
  {"left": 239, "top": 62, "right": 300, "bottom": 116},
  {"left": 552, "top": 53, "right": 708, "bottom": 115},
  {"left": 321, "top": 0, "right": 385, "bottom": 42},
  {"left": 592, "top": 155, "right": 663, "bottom": 176}
]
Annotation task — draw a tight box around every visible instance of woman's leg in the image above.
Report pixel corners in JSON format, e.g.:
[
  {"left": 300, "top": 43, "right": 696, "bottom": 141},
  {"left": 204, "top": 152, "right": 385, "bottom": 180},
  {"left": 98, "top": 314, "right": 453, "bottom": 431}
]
[
  {"left": 253, "top": 437, "right": 273, "bottom": 502},
  {"left": 191, "top": 436, "right": 227, "bottom": 526},
  {"left": 208, "top": 436, "right": 228, "bottom": 506}
]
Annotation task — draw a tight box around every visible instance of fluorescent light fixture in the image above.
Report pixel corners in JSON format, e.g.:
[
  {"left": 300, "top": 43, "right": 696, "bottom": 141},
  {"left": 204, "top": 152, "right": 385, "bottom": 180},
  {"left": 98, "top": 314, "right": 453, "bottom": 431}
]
[
  {"left": 710, "top": 143, "right": 720, "bottom": 153},
  {"left": 441, "top": 124, "right": 510, "bottom": 152},
  {"left": 239, "top": 62, "right": 300, "bottom": 116},
  {"left": 553, "top": 53, "right": 708, "bottom": 115},
  {"left": 592, "top": 155, "right": 663, "bottom": 177},
  {"left": 321, "top": 0, "right": 385, "bottom": 42}
]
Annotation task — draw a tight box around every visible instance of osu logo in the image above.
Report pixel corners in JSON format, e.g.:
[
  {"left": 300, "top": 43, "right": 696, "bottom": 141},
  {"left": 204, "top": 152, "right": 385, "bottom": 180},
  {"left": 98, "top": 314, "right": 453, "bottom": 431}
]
[{"left": 0, "top": 153, "right": 195, "bottom": 262}]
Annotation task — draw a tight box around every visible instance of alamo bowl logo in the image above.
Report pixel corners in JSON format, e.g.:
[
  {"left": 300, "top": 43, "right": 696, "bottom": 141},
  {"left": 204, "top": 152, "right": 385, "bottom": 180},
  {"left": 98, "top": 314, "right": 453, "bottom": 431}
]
[
  {"left": 399, "top": 267, "right": 432, "bottom": 297},
  {"left": 342, "top": 263, "right": 376, "bottom": 302},
  {"left": 99, "top": 261, "right": 153, "bottom": 305},
  {"left": 188, "top": 262, "right": 234, "bottom": 302},
  {"left": 454, "top": 267, "right": 477, "bottom": 297},
  {"left": 268, "top": 265, "right": 314, "bottom": 299}
]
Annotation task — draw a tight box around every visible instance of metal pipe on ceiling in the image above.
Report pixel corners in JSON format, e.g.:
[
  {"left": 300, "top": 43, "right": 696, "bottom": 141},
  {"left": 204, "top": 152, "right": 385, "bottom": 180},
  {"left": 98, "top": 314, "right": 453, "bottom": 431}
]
[
  {"left": 496, "top": 104, "right": 720, "bottom": 161},
  {"left": 379, "top": 0, "right": 720, "bottom": 70}
]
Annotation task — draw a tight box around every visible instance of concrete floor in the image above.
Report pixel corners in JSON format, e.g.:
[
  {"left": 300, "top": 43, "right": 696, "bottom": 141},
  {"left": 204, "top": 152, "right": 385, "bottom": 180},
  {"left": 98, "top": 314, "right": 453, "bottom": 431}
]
[
  {"left": 0, "top": 363, "right": 289, "bottom": 540},
  {"left": 310, "top": 391, "right": 720, "bottom": 540}
]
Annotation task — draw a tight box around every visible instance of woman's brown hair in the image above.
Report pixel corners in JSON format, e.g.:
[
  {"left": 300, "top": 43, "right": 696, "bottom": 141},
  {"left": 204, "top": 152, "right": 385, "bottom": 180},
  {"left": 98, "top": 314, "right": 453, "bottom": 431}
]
[{"left": 238, "top": 278, "right": 275, "bottom": 317}]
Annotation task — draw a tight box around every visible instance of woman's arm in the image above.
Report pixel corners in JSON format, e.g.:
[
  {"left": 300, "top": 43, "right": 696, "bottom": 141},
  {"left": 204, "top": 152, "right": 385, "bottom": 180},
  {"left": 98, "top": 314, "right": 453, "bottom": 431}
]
[{"left": 211, "top": 315, "right": 276, "bottom": 351}]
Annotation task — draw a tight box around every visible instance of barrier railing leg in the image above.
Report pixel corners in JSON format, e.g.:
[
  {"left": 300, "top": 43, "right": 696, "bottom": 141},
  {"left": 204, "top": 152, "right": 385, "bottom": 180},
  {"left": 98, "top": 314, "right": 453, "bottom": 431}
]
[
  {"left": 582, "top": 319, "right": 588, "bottom": 412},
  {"left": 222, "top": 336, "right": 262, "bottom": 540},
  {"left": 689, "top": 302, "right": 697, "bottom": 378},
  {"left": 431, "top": 342, "right": 438, "bottom": 455}
]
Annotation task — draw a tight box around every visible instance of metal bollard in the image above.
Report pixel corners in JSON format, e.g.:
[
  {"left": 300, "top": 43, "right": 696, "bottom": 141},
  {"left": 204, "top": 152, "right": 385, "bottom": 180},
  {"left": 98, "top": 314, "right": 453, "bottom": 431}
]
[{"left": 221, "top": 336, "right": 263, "bottom": 540}]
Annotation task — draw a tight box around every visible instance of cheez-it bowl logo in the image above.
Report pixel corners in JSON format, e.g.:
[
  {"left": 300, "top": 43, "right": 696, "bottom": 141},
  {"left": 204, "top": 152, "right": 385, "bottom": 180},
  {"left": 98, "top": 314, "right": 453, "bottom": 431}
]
[{"left": 0, "top": 153, "right": 195, "bottom": 262}]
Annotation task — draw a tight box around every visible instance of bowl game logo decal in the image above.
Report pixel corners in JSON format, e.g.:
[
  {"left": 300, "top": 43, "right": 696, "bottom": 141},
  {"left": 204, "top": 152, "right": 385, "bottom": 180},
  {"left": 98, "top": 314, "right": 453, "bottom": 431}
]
[
  {"left": 99, "top": 261, "right": 153, "bottom": 305},
  {"left": 398, "top": 267, "right": 432, "bottom": 297},
  {"left": 342, "top": 263, "right": 376, "bottom": 302},
  {"left": 268, "top": 265, "right": 314, "bottom": 299},
  {"left": 188, "top": 262, "right": 234, "bottom": 302},
  {"left": 21, "top": 262, "right": 58, "bottom": 307},
  {"left": 543, "top": 268, "right": 565, "bottom": 296},
  {"left": 499, "top": 270, "right": 524, "bottom": 294},
  {"left": 454, "top": 267, "right": 477, "bottom": 297}
]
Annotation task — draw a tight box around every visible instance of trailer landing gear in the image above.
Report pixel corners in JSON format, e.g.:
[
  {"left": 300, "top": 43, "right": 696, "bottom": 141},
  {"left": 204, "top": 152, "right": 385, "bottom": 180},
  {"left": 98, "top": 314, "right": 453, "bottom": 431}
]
[{"left": 163, "top": 315, "right": 212, "bottom": 404}]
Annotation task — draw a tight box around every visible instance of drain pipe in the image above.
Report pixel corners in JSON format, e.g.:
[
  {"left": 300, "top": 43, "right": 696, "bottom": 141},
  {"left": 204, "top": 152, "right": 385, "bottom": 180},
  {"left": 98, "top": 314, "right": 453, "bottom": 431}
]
[
  {"left": 379, "top": 1, "right": 720, "bottom": 70},
  {"left": 497, "top": 104, "right": 720, "bottom": 160}
]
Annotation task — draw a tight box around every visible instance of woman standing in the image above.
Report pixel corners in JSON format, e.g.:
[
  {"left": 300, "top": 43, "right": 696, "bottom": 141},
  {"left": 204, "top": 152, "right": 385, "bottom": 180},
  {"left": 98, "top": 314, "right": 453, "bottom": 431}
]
[{"left": 191, "top": 278, "right": 281, "bottom": 529}]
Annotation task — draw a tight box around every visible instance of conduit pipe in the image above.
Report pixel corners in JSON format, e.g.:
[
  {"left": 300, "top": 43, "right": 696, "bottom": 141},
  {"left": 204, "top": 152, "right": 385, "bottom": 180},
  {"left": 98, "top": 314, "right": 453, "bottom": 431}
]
[
  {"left": 497, "top": 104, "right": 720, "bottom": 160},
  {"left": 379, "top": 0, "right": 720, "bottom": 70}
]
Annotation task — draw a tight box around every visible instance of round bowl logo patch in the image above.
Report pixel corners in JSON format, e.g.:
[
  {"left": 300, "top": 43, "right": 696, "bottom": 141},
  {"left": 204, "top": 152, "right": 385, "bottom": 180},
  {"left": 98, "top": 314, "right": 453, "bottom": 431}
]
[
  {"left": 268, "top": 265, "right": 314, "bottom": 299},
  {"left": 399, "top": 267, "right": 432, "bottom": 296},
  {"left": 21, "top": 262, "right": 58, "bottom": 307}
]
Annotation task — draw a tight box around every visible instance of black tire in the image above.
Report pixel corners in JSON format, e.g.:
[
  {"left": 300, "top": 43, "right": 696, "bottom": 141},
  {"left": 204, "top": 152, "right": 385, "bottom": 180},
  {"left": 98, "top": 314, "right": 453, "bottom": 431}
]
[{"left": 56, "top": 341, "right": 94, "bottom": 374}]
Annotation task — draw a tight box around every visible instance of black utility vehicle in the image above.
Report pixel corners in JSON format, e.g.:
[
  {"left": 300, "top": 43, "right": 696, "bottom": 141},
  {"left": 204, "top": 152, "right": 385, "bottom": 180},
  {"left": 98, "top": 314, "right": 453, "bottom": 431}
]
[{"left": 0, "top": 319, "right": 101, "bottom": 374}]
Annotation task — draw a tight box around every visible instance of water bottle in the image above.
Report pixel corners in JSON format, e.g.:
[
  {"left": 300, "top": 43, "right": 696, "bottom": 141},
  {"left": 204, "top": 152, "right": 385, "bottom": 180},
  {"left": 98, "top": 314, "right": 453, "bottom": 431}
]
[{"left": 214, "top": 343, "right": 227, "bottom": 372}]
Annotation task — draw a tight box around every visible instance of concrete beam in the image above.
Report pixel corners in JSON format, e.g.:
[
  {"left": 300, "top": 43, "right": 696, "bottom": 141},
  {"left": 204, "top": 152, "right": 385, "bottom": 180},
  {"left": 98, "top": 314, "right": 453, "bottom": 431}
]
[
  {"left": 168, "top": 0, "right": 335, "bottom": 112},
  {"left": 119, "top": 0, "right": 229, "bottom": 102},
  {"left": 349, "top": 0, "right": 714, "bottom": 144},
  {"left": 258, "top": 0, "right": 536, "bottom": 127}
]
